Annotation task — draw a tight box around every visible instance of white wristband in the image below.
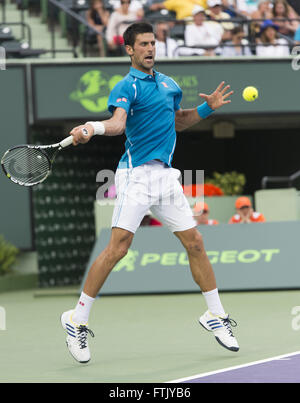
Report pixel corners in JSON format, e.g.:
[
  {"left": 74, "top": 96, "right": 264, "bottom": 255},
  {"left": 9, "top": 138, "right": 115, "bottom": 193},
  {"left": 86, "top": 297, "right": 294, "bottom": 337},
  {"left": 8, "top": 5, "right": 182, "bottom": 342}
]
[{"left": 85, "top": 121, "right": 105, "bottom": 136}]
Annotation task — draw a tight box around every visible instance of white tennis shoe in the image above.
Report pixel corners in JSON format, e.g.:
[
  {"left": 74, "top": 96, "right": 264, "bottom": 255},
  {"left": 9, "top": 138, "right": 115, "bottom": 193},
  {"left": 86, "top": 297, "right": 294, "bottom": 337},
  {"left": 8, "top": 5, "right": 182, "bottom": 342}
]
[
  {"left": 199, "top": 310, "right": 239, "bottom": 352},
  {"left": 61, "top": 309, "right": 94, "bottom": 364}
]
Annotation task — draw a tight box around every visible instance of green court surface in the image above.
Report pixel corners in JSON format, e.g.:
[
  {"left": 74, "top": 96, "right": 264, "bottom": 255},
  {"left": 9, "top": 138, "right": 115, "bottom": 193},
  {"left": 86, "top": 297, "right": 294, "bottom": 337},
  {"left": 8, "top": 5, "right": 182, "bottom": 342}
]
[{"left": 1, "top": 289, "right": 300, "bottom": 383}]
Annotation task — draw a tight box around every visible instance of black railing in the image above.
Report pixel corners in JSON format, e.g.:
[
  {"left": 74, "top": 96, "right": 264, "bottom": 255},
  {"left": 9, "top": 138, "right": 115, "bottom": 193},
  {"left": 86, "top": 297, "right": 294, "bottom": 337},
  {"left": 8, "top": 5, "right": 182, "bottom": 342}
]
[
  {"left": 115, "top": 17, "right": 300, "bottom": 58},
  {"left": 0, "top": 21, "right": 32, "bottom": 46},
  {"left": 261, "top": 170, "right": 300, "bottom": 189},
  {"left": 48, "top": 0, "right": 102, "bottom": 57},
  {"left": 1, "top": 0, "right": 103, "bottom": 57}
]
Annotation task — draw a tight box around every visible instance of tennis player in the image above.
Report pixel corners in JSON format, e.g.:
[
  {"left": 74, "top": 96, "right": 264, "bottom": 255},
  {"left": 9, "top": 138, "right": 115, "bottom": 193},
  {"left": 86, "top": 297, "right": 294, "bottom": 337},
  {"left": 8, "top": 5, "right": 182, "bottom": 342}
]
[{"left": 61, "top": 22, "right": 239, "bottom": 363}]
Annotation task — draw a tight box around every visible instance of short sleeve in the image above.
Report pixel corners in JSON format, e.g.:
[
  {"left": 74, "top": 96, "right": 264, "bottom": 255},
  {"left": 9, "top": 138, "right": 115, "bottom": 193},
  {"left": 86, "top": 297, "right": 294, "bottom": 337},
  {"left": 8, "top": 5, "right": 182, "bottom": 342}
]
[{"left": 107, "top": 79, "right": 134, "bottom": 114}]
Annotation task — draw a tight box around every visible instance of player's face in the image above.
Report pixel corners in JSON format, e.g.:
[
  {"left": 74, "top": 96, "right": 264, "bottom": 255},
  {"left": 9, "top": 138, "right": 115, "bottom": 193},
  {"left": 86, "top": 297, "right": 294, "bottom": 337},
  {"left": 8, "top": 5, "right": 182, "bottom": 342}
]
[{"left": 127, "top": 32, "right": 156, "bottom": 74}]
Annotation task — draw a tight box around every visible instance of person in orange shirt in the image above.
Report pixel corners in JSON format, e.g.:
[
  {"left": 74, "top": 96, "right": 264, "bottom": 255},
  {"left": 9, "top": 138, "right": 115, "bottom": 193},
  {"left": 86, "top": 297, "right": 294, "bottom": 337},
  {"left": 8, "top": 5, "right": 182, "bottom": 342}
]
[
  {"left": 193, "top": 201, "right": 219, "bottom": 225},
  {"left": 228, "top": 196, "right": 266, "bottom": 224}
]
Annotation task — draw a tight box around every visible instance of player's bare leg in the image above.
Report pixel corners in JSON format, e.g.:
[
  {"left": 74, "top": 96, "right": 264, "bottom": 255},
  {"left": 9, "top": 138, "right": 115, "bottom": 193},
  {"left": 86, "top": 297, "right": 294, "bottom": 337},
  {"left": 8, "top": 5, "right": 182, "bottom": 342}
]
[
  {"left": 61, "top": 227, "right": 134, "bottom": 363},
  {"left": 174, "top": 227, "right": 216, "bottom": 292},
  {"left": 83, "top": 227, "right": 134, "bottom": 298},
  {"left": 174, "top": 227, "right": 239, "bottom": 352}
]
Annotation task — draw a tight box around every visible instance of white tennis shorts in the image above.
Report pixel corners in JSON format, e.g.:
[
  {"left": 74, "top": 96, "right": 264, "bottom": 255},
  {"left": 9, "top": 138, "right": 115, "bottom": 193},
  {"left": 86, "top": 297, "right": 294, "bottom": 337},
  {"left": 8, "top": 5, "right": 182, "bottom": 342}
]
[{"left": 111, "top": 160, "right": 196, "bottom": 233}]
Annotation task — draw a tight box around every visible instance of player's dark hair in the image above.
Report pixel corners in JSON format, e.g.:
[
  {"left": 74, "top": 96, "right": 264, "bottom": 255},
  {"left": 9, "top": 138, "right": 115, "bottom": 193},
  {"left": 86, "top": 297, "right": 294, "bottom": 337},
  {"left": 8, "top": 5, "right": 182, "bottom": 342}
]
[{"left": 123, "top": 22, "right": 154, "bottom": 47}]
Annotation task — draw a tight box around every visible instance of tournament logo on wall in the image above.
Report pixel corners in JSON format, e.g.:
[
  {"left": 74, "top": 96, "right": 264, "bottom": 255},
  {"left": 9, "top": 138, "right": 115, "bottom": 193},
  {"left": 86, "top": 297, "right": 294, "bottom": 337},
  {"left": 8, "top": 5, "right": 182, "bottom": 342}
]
[
  {"left": 69, "top": 70, "right": 123, "bottom": 113},
  {"left": 170, "top": 75, "right": 199, "bottom": 105}
]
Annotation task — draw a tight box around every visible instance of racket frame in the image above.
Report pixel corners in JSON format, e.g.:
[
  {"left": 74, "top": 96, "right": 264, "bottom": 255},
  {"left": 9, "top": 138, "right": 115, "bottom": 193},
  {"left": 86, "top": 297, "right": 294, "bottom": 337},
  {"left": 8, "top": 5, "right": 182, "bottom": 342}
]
[{"left": 1, "top": 135, "right": 73, "bottom": 187}]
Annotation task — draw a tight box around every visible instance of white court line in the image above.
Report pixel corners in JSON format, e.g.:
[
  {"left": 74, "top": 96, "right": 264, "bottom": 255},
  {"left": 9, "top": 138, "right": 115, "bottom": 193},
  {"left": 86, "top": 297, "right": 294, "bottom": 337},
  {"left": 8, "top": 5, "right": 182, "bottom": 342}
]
[{"left": 166, "top": 351, "right": 300, "bottom": 383}]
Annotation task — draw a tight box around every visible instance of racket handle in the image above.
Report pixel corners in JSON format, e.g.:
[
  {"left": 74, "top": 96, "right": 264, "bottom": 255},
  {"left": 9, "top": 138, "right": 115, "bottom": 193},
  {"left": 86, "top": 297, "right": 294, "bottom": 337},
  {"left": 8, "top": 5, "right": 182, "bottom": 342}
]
[{"left": 60, "top": 136, "right": 74, "bottom": 148}]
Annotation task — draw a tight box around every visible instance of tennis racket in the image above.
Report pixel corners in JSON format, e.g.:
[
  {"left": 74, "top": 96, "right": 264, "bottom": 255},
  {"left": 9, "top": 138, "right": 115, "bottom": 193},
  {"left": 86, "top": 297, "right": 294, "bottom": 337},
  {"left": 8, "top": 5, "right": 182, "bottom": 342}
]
[{"left": 1, "top": 135, "right": 76, "bottom": 187}]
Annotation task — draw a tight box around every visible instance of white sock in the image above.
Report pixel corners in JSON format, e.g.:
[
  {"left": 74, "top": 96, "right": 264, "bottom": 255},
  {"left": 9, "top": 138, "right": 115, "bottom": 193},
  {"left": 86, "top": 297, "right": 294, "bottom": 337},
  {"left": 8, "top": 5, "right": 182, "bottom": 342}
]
[
  {"left": 72, "top": 292, "right": 95, "bottom": 324},
  {"left": 202, "top": 288, "right": 226, "bottom": 316}
]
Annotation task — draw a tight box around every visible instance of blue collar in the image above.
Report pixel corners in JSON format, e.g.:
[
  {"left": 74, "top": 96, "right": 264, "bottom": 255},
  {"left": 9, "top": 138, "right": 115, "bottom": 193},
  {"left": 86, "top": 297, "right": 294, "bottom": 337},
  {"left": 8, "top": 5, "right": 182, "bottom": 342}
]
[{"left": 129, "top": 67, "right": 157, "bottom": 80}]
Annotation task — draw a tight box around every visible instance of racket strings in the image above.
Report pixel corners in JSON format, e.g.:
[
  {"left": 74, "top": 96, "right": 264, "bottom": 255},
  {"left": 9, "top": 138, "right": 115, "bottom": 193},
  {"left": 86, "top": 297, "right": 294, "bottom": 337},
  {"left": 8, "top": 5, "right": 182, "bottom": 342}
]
[{"left": 2, "top": 147, "right": 51, "bottom": 185}]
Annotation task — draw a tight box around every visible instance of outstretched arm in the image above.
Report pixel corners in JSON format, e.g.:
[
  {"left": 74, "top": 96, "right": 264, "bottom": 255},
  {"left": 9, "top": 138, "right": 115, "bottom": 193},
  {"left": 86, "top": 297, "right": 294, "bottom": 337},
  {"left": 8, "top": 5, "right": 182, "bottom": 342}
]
[
  {"left": 175, "top": 82, "right": 233, "bottom": 132},
  {"left": 69, "top": 107, "right": 127, "bottom": 146}
]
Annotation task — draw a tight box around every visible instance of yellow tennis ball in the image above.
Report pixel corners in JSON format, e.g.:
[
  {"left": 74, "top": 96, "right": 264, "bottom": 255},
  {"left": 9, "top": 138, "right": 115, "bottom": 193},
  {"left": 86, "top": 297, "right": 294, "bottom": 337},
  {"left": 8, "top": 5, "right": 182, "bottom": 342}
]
[{"left": 243, "top": 86, "right": 258, "bottom": 102}]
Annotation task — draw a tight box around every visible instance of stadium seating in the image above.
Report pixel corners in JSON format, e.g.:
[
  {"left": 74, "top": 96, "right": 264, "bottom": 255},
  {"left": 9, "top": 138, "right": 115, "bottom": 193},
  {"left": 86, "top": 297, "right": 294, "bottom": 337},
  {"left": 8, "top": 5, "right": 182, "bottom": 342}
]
[
  {"left": 5, "top": 0, "right": 299, "bottom": 59},
  {"left": 0, "top": 26, "right": 15, "bottom": 42}
]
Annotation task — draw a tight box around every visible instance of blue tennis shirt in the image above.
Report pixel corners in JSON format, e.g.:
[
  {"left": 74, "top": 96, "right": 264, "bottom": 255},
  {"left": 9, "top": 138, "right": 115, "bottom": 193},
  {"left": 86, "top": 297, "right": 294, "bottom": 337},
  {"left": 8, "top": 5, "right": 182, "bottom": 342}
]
[{"left": 107, "top": 67, "right": 182, "bottom": 169}]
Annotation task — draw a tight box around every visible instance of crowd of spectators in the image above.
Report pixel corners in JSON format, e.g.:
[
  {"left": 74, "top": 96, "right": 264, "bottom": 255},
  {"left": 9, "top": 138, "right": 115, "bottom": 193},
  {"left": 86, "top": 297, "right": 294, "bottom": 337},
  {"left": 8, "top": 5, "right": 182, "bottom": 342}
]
[
  {"left": 192, "top": 197, "right": 266, "bottom": 226},
  {"left": 83, "top": 0, "right": 299, "bottom": 57},
  {"left": 141, "top": 196, "right": 266, "bottom": 227}
]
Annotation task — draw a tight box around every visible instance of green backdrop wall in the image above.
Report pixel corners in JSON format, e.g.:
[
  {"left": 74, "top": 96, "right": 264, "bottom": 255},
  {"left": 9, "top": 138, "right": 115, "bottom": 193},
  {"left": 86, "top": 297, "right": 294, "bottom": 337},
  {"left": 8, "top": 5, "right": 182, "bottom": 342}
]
[
  {"left": 31, "top": 58, "right": 300, "bottom": 121},
  {"left": 0, "top": 65, "right": 33, "bottom": 249}
]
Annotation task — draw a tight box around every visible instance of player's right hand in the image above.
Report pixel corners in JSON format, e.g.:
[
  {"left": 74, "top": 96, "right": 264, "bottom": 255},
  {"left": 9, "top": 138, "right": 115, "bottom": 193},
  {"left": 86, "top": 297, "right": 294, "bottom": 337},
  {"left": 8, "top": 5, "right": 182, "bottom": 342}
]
[{"left": 69, "top": 124, "right": 94, "bottom": 146}]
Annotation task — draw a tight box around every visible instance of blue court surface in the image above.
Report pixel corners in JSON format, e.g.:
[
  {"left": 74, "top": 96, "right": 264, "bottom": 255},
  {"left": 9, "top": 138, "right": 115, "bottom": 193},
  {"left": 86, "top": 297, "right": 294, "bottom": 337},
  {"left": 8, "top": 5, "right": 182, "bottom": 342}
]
[{"left": 169, "top": 351, "right": 300, "bottom": 383}]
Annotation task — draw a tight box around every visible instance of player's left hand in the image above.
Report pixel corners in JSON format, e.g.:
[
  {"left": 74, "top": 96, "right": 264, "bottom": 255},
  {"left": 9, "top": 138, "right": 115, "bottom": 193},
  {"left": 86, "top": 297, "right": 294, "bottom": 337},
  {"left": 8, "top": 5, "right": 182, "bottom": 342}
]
[{"left": 199, "top": 81, "right": 234, "bottom": 110}]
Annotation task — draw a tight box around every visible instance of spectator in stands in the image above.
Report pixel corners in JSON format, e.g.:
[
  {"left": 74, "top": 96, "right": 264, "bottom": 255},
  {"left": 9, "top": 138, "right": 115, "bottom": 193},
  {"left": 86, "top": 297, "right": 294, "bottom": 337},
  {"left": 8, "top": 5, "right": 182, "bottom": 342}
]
[
  {"left": 183, "top": 5, "right": 224, "bottom": 55},
  {"left": 86, "top": 0, "right": 110, "bottom": 56},
  {"left": 221, "top": 25, "right": 252, "bottom": 55},
  {"left": 140, "top": 211, "right": 163, "bottom": 226},
  {"left": 271, "top": 0, "right": 299, "bottom": 38},
  {"left": 228, "top": 196, "right": 266, "bottom": 224},
  {"left": 113, "top": 0, "right": 144, "bottom": 19},
  {"left": 246, "top": 0, "right": 267, "bottom": 14},
  {"left": 155, "top": 21, "right": 179, "bottom": 58},
  {"left": 205, "top": 0, "right": 234, "bottom": 40},
  {"left": 193, "top": 202, "right": 219, "bottom": 225},
  {"left": 251, "top": 0, "right": 272, "bottom": 20},
  {"left": 250, "top": 0, "right": 273, "bottom": 38},
  {"left": 256, "top": 19, "right": 290, "bottom": 56},
  {"left": 149, "top": 0, "right": 208, "bottom": 21},
  {"left": 221, "top": 0, "right": 256, "bottom": 17},
  {"left": 106, "top": 0, "right": 139, "bottom": 55}
]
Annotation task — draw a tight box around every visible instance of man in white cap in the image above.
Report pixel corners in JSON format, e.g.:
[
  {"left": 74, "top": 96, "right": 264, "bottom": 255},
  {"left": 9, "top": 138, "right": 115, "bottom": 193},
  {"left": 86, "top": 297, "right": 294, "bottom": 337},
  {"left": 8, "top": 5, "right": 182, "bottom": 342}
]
[
  {"left": 184, "top": 5, "right": 224, "bottom": 55},
  {"left": 206, "top": 0, "right": 234, "bottom": 37}
]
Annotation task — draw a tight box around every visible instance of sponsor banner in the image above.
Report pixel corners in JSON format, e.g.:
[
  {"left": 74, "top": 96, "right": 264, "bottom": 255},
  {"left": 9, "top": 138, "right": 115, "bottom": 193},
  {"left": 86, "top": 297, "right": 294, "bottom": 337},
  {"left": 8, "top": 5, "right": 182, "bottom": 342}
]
[
  {"left": 32, "top": 59, "right": 299, "bottom": 121},
  {"left": 81, "top": 221, "right": 300, "bottom": 295}
]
